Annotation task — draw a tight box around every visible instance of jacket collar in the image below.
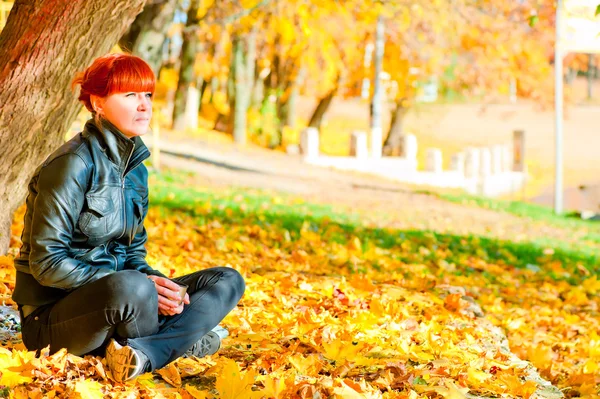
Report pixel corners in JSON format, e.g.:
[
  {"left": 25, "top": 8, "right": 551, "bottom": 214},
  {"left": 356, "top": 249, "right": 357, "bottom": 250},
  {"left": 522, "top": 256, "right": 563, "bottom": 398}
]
[{"left": 83, "top": 118, "right": 150, "bottom": 176}]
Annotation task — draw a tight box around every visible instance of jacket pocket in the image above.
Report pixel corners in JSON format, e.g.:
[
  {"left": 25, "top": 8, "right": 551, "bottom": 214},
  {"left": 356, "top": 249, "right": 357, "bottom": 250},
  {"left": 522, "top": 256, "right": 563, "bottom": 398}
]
[{"left": 78, "top": 194, "right": 114, "bottom": 239}]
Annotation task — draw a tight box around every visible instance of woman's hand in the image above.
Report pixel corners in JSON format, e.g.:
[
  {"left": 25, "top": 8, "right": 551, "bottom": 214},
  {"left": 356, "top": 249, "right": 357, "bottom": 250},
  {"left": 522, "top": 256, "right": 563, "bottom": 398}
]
[{"left": 147, "top": 276, "right": 190, "bottom": 316}]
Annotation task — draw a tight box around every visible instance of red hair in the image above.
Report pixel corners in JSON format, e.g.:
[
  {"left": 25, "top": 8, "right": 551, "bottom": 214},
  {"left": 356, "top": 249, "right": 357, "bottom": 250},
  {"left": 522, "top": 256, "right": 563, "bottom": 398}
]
[{"left": 72, "top": 53, "right": 155, "bottom": 113}]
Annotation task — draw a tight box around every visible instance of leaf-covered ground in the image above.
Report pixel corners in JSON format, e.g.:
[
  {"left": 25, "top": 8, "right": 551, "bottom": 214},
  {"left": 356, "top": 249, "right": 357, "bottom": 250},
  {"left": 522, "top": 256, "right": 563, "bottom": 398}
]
[{"left": 0, "top": 169, "right": 598, "bottom": 399}]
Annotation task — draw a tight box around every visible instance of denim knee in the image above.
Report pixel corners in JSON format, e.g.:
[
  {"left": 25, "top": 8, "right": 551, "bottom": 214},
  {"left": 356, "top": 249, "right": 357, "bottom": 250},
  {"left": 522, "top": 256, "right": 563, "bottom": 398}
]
[
  {"left": 101, "top": 270, "right": 157, "bottom": 310},
  {"left": 217, "top": 267, "right": 246, "bottom": 297}
]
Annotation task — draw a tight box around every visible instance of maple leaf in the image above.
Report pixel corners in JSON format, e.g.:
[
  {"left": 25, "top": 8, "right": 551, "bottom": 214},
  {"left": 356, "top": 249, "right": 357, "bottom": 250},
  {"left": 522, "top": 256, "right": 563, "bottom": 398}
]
[
  {"left": 288, "top": 353, "right": 325, "bottom": 376},
  {"left": 526, "top": 346, "right": 553, "bottom": 372},
  {"left": 214, "top": 358, "right": 261, "bottom": 399},
  {"left": 0, "top": 369, "right": 32, "bottom": 387},
  {"left": 0, "top": 348, "right": 35, "bottom": 388},
  {"left": 443, "top": 294, "right": 464, "bottom": 312},
  {"left": 444, "top": 380, "right": 470, "bottom": 399},
  {"left": 466, "top": 367, "right": 490, "bottom": 384},
  {"left": 497, "top": 372, "right": 538, "bottom": 399},
  {"left": 46, "top": 348, "right": 68, "bottom": 374},
  {"left": 582, "top": 359, "right": 598, "bottom": 375},
  {"left": 347, "top": 274, "right": 376, "bottom": 292},
  {"left": 157, "top": 362, "right": 182, "bottom": 387},
  {"left": 177, "top": 357, "right": 213, "bottom": 378},
  {"left": 185, "top": 384, "right": 211, "bottom": 399},
  {"left": 73, "top": 379, "right": 104, "bottom": 399},
  {"left": 260, "top": 375, "right": 290, "bottom": 399},
  {"left": 8, "top": 386, "right": 29, "bottom": 399},
  {"left": 321, "top": 340, "right": 366, "bottom": 364}
]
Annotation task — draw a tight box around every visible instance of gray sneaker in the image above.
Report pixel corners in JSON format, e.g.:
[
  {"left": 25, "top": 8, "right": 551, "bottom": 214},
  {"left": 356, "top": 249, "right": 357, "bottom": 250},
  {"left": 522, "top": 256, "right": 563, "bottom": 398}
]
[
  {"left": 184, "top": 325, "right": 229, "bottom": 358},
  {"left": 105, "top": 339, "right": 149, "bottom": 383}
]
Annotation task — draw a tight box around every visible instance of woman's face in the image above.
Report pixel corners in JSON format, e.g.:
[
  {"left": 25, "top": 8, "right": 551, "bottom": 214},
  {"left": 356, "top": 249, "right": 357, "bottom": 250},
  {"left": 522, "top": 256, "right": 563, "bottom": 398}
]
[{"left": 92, "top": 91, "right": 153, "bottom": 138}]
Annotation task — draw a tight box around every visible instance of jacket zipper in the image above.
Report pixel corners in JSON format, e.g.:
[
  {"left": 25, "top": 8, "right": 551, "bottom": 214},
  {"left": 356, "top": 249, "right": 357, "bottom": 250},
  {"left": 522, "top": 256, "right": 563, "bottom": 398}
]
[{"left": 118, "top": 143, "right": 135, "bottom": 241}]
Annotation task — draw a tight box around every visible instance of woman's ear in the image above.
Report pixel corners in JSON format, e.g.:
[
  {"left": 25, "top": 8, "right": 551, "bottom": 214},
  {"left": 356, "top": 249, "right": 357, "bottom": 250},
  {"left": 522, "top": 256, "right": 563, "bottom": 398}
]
[{"left": 90, "top": 94, "right": 104, "bottom": 115}]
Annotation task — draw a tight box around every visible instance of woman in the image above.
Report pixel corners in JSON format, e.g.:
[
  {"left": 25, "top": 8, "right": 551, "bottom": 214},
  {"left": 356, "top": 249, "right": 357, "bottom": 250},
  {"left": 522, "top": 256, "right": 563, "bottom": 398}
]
[{"left": 11, "top": 53, "right": 245, "bottom": 383}]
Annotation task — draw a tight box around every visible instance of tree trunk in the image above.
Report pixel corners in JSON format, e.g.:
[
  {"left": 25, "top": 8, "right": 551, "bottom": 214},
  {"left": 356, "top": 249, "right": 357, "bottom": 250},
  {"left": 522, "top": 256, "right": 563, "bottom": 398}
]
[
  {"left": 252, "top": 81, "right": 264, "bottom": 107},
  {"left": 0, "top": 0, "right": 145, "bottom": 254},
  {"left": 278, "top": 67, "right": 305, "bottom": 130},
  {"left": 382, "top": 99, "right": 409, "bottom": 156},
  {"left": 231, "top": 37, "right": 246, "bottom": 144},
  {"left": 209, "top": 76, "right": 219, "bottom": 102},
  {"left": 261, "top": 43, "right": 280, "bottom": 109},
  {"left": 245, "top": 29, "right": 257, "bottom": 107},
  {"left": 118, "top": 0, "right": 177, "bottom": 74},
  {"left": 225, "top": 42, "right": 237, "bottom": 129},
  {"left": 308, "top": 87, "right": 337, "bottom": 130},
  {"left": 172, "top": 0, "right": 199, "bottom": 131},
  {"left": 197, "top": 78, "right": 209, "bottom": 114},
  {"left": 229, "top": 30, "right": 256, "bottom": 145},
  {"left": 252, "top": 60, "right": 265, "bottom": 106},
  {"left": 284, "top": 86, "right": 299, "bottom": 128},
  {"left": 588, "top": 54, "right": 594, "bottom": 100}
]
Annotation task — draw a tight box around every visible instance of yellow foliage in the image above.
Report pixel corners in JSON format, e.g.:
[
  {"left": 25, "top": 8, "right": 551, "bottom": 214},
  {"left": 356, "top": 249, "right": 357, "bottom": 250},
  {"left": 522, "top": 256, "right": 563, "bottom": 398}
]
[
  {"left": 73, "top": 380, "right": 104, "bottom": 399},
  {"left": 214, "top": 358, "right": 261, "bottom": 399},
  {"left": 1, "top": 167, "right": 599, "bottom": 398},
  {"left": 157, "top": 362, "right": 182, "bottom": 387},
  {"left": 185, "top": 384, "right": 211, "bottom": 399}
]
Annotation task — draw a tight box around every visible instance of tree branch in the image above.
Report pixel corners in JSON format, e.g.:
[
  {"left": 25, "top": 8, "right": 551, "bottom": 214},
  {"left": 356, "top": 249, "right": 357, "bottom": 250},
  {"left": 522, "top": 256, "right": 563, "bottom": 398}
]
[{"left": 182, "top": 0, "right": 272, "bottom": 33}]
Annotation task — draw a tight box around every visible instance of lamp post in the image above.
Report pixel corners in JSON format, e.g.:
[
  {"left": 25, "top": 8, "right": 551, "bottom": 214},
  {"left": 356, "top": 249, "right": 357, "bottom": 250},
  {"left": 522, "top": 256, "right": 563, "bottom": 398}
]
[{"left": 554, "top": 0, "right": 564, "bottom": 214}]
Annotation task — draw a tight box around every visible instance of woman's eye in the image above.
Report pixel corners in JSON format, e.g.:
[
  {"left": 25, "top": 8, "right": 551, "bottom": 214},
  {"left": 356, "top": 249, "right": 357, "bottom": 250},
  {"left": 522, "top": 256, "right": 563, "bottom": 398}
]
[
  {"left": 126, "top": 93, "right": 135, "bottom": 97},
  {"left": 146, "top": 93, "right": 153, "bottom": 98}
]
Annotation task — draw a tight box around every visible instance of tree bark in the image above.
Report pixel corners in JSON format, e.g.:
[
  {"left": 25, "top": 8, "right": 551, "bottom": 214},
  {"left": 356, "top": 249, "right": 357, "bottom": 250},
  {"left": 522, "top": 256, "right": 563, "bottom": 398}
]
[
  {"left": 252, "top": 70, "right": 265, "bottom": 107},
  {"left": 172, "top": 0, "right": 199, "bottom": 131},
  {"left": 118, "top": 0, "right": 177, "bottom": 74},
  {"left": 197, "top": 78, "right": 209, "bottom": 114},
  {"left": 231, "top": 37, "right": 246, "bottom": 144},
  {"left": 0, "top": 0, "right": 145, "bottom": 254},
  {"left": 230, "top": 30, "right": 256, "bottom": 145},
  {"left": 278, "top": 67, "right": 305, "bottom": 130},
  {"left": 382, "top": 99, "right": 409, "bottom": 156},
  {"left": 308, "top": 87, "right": 337, "bottom": 130}
]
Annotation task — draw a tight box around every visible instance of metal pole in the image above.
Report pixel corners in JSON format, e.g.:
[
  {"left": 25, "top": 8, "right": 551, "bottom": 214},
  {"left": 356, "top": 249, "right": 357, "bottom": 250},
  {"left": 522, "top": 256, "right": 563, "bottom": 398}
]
[
  {"left": 371, "top": 14, "right": 384, "bottom": 158},
  {"left": 554, "top": 0, "right": 564, "bottom": 214}
]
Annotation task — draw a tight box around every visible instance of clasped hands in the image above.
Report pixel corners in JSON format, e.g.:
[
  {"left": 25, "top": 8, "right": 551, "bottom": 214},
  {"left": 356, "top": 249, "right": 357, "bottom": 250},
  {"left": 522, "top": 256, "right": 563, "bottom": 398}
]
[{"left": 147, "top": 276, "right": 190, "bottom": 316}]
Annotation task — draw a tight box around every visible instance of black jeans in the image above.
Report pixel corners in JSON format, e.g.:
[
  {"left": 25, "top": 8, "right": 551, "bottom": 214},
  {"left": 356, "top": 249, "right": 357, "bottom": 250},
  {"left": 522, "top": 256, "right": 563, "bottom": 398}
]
[{"left": 20, "top": 267, "right": 245, "bottom": 370}]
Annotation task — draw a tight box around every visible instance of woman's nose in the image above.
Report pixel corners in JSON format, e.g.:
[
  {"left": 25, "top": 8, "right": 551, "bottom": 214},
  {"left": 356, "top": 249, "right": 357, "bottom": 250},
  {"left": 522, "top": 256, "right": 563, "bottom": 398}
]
[{"left": 138, "top": 95, "right": 150, "bottom": 110}]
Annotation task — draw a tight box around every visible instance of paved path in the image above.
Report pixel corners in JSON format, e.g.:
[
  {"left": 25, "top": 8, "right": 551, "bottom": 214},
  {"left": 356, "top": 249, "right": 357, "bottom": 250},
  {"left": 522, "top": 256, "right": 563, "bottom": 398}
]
[{"left": 144, "top": 134, "right": 587, "bottom": 245}]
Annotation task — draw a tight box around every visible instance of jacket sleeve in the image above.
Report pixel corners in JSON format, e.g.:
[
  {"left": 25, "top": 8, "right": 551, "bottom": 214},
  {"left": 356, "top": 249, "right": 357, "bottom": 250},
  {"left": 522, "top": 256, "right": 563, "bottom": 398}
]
[
  {"left": 29, "top": 154, "right": 115, "bottom": 289},
  {"left": 124, "top": 192, "right": 167, "bottom": 278}
]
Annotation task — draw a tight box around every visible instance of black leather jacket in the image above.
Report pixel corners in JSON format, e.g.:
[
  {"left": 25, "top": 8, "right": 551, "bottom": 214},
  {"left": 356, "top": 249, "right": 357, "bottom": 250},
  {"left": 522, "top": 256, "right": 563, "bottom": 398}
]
[{"left": 12, "top": 118, "right": 166, "bottom": 307}]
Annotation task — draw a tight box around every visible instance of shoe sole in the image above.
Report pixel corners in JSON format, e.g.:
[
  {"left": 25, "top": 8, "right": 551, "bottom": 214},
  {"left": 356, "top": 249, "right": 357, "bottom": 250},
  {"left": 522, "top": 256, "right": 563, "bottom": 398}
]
[
  {"left": 106, "top": 339, "right": 137, "bottom": 383},
  {"left": 212, "top": 325, "right": 229, "bottom": 340}
]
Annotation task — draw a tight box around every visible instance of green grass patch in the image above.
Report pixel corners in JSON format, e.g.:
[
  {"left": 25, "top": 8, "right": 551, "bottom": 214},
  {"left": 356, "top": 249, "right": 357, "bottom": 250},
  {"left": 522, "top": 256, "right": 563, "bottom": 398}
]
[
  {"left": 423, "top": 190, "right": 599, "bottom": 229},
  {"left": 148, "top": 169, "right": 599, "bottom": 281}
]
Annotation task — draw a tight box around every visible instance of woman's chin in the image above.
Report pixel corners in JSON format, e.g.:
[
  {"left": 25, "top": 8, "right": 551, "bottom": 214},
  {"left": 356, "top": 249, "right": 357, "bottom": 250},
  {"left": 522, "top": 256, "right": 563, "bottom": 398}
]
[{"left": 123, "top": 128, "right": 148, "bottom": 138}]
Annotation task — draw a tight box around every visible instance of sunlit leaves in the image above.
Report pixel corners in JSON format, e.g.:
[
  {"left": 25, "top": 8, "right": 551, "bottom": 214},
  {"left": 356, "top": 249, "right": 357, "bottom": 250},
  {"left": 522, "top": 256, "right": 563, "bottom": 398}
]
[
  {"left": 73, "top": 380, "right": 104, "bottom": 399},
  {"left": 1, "top": 176, "right": 599, "bottom": 398},
  {"left": 214, "top": 358, "right": 262, "bottom": 399}
]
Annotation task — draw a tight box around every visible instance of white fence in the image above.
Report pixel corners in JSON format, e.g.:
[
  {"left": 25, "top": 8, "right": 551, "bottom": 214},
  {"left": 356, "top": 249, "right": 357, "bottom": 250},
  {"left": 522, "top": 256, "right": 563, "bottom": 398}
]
[{"left": 299, "top": 128, "right": 527, "bottom": 197}]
